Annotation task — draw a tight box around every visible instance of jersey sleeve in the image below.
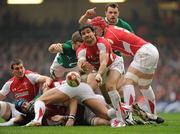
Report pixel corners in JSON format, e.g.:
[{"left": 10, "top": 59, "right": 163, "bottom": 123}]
[
  {"left": 97, "top": 43, "right": 107, "bottom": 54},
  {"left": 26, "top": 73, "right": 42, "bottom": 84},
  {"left": 97, "top": 38, "right": 112, "bottom": 54},
  {"left": 62, "top": 40, "right": 72, "bottom": 52},
  {"left": 76, "top": 47, "right": 86, "bottom": 62},
  {"left": 0, "top": 81, "right": 12, "bottom": 96}
]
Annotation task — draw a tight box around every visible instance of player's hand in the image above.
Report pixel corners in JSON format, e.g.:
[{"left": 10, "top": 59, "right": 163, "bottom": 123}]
[
  {"left": 85, "top": 7, "right": 96, "bottom": 18},
  {"left": 65, "top": 118, "right": 75, "bottom": 126},
  {"left": 80, "top": 61, "right": 94, "bottom": 74},
  {"left": 42, "top": 82, "right": 50, "bottom": 92},
  {"left": 95, "top": 73, "right": 102, "bottom": 85},
  {"left": 42, "top": 77, "right": 52, "bottom": 90},
  {"left": 48, "top": 43, "right": 63, "bottom": 53}
]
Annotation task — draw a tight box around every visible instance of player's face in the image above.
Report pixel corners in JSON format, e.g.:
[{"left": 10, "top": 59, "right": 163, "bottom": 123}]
[
  {"left": 12, "top": 64, "right": 25, "bottom": 78},
  {"left": 72, "top": 41, "right": 82, "bottom": 51},
  {"left": 21, "top": 102, "right": 30, "bottom": 113},
  {"left": 80, "top": 28, "right": 96, "bottom": 45},
  {"left": 105, "top": 7, "right": 119, "bottom": 25}
]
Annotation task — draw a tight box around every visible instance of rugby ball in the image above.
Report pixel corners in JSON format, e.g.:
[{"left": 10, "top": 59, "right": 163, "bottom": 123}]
[{"left": 66, "top": 71, "right": 81, "bottom": 87}]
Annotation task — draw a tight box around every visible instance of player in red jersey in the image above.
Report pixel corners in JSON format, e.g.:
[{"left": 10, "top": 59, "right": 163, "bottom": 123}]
[
  {"left": 0, "top": 59, "right": 52, "bottom": 122},
  {"left": 90, "top": 17, "right": 159, "bottom": 118},
  {"left": 77, "top": 25, "right": 125, "bottom": 127}
]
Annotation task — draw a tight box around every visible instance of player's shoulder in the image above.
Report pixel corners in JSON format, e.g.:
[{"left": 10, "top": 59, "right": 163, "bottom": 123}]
[
  {"left": 117, "top": 18, "right": 130, "bottom": 25},
  {"left": 76, "top": 43, "right": 86, "bottom": 52},
  {"left": 63, "top": 40, "right": 73, "bottom": 49},
  {"left": 25, "top": 70, "right": 38, "bottom": 75},
  {"left": 5, "top": 77, "right": 14, "bottom": 86},
  {"left": 97, "top": 36, "right": 110, "bottom": 45},
  {"left": 97, "top": 36, "right": 107, "bottom": 42}
]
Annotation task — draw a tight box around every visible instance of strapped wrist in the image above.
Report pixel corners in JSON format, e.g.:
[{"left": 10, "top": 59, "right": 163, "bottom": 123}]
[{"left": 68, "top": 115, "right": 75, "bottom": 120}]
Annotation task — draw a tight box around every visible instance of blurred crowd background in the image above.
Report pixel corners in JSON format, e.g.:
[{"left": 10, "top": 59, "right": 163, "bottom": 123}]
[{"left": 0, "top": 0, "right": 180, "bottom": 112}]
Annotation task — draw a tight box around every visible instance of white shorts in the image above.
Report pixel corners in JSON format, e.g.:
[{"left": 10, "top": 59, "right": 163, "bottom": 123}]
[
  {"left": 50, "top": 54, "right": 79, "bottom": 79},
  {"left": 131, "top": 43, "right": 159, "bottom": 74},
  {"left": 8, "top": 102, "right": 22, "bottom": 118},
  {"left": 56, "top": 82, "right": 96, "bottom": 102},
  {"left": 108, "top": 56, "right": 125, "bottom": 74}
]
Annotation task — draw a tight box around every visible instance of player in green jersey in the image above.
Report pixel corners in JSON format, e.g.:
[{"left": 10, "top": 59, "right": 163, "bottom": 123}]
[
  {"left": 79, "top": 3, "right": 134, "bottom": 33},
  {"left": 49, "top": 31, "right": 83, "bottom": 80},
  {"left": 79, "top": 3, "right": 134, "bottom": 58}
]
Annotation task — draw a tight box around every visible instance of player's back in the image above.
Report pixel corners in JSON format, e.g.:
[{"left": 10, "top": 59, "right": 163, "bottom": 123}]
[{"left": 105, "top": 25, "right": 148, "bottom": 56}]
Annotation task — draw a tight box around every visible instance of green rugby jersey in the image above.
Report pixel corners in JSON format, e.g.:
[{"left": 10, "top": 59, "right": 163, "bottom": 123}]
[{"left": 56, "top": 40, "right": 77, "bottom": 68}]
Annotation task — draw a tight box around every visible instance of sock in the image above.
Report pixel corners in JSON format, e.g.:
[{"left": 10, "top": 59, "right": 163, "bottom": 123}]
[
  {"left": 122, "top": 85, "right": 135, "bottom": 106},
  {"left": 140, "top": 86, "right": 156, "bottom": 114},
  {"left": 33, "top": 100, "right": 46, "bottom": 123},
  {"left": 107, "top": 108, "right": 116, "bottom": 119},
  {"left": 108, "top": 90, "right": 124, "bottom": 122}
]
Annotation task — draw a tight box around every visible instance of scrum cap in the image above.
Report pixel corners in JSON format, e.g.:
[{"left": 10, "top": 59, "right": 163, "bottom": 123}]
[{"left": 90, "top": 16, "right": 108, "bottom": 30}]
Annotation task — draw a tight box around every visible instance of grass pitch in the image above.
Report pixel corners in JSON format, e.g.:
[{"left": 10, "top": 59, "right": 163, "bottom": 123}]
[{"left": 0, "top": 113, "right": 180, "bottom": 134}]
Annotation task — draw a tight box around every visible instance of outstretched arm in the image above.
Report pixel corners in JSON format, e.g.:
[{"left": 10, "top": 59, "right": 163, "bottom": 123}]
[
  {"left": 65, "top": 98, "right": 78, "bottom": 126},
  {"left": 95, "top": 52, "right": 108, "bottom": 84},
  {"left": 37, "top": 75, "right": 53, "bottom": 92}
]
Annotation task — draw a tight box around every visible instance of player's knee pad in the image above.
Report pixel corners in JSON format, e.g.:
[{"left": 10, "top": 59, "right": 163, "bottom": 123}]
[
  {"left": 0, "top": 101, "right": 8, "bottom": 116},
  {"left": 125, "top": 72, "right": 139, "bottom": 83},
  {"left": 138, "top": 78, "right": 153, "bottom": 87}
]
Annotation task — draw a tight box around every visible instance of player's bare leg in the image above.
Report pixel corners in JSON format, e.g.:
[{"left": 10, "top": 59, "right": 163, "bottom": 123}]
[
  {"left": 83, "top": 98, "right": 118, "bottom": 122},
  {"left": 0, "top": 101, "right": 12, "bottom": 121}
]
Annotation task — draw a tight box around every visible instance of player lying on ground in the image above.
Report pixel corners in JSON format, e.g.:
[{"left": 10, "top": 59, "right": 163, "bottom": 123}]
[
  {"left": 0, "top": 94, "right": 111, "bottom": 126},
  {"left": 0, "top": 96, "right": 164, "bottom": 126}
]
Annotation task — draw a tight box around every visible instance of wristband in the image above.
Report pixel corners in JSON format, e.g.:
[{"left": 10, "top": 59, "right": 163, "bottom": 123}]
[
  {"left": 68, "top": 115, "right": 75, "bottom": 120},
  {"left": 63, "top": 115, "right": 69, "bottom": 120}
]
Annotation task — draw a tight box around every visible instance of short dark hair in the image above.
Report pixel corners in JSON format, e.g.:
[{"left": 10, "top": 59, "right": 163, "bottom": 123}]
[
  {"left": 71, "top": 31, "right": 83, "bottom": 43},
  {"left": 105, "top": 3, "right": 119, "bottom": 11},
  {"left": 10, "top": 58, "right": 23, "bottom": 70},
  {"left": 78, "top": 24, "right": 95, "bottom": 36}
]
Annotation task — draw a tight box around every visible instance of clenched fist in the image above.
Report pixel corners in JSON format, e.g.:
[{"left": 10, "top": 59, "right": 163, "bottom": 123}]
[{"left": 48, "top": 43, "right": 63, "bottom": 53}]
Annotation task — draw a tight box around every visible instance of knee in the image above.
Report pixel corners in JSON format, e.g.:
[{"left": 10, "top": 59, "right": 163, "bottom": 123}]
[
  {"left": 36, "top": 96, "right": 49, "bottom": 105},
  {"left": 106, "top": 79, "right": 117, "bottom": 91},
  {"left": 106, "top": 83, "right": 114, "bottom": 91},
  {"left": 138, "top": 78, "right": 152, "bottom": 89},
  {"left": 0, "top": 101, "right": 11, "bottom": 120}
]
